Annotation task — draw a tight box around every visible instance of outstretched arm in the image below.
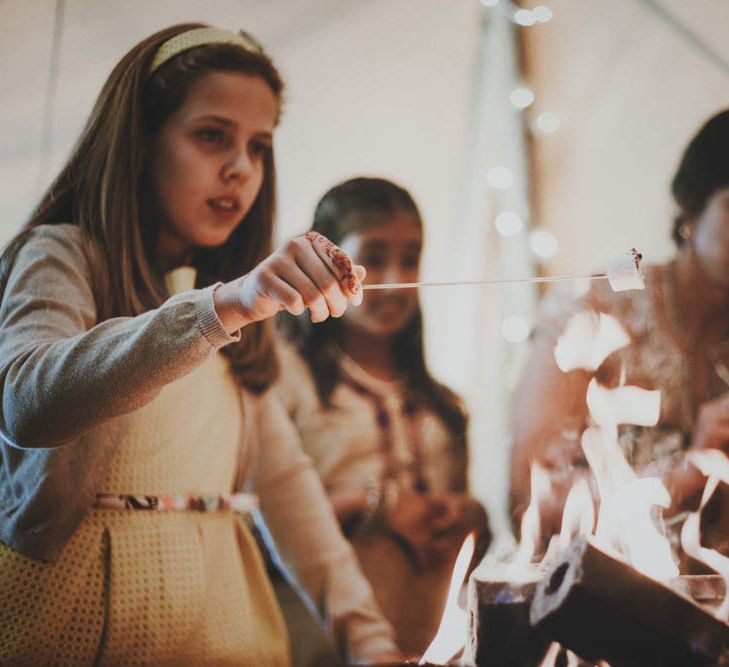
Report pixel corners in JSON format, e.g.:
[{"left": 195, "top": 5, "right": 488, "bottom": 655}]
[{"left": 1, "top": 227, "right": 364, "bottom": 449}]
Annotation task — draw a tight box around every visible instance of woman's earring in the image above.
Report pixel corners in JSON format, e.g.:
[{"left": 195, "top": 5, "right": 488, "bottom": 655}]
[{"left": 678, "top": 222, "right": 693, "bottom": 241}]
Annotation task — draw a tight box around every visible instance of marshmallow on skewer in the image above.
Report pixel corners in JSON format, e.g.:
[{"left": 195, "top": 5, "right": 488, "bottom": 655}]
[{"left": 606, "top": 248, "right": 644, "bottom": 292}]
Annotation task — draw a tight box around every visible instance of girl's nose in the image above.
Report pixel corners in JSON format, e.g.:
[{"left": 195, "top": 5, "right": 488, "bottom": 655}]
[
  {"left": 221, "top": 151, "right": 252, "bottom": 182},
  {"left": 382, "top": 262, "right": 406, "bottom": 285}
]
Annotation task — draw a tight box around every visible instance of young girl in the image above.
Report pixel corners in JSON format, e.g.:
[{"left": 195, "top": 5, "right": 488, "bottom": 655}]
[
  {"left": 0, "top": 24, "right": 401, "bottom": 665},
  {"left": 276, "top": 177, "right": 490, "bottom": 654}
]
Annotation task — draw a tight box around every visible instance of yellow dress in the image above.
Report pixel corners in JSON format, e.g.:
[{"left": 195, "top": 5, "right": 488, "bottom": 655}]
[{"left": 0, "top": 268, "right": 291, "bottom": 666}]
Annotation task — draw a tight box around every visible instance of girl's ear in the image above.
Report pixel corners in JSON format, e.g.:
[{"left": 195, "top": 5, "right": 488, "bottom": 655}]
[{"left": 677, "top": 220, "right": 694, "bottom": 241}]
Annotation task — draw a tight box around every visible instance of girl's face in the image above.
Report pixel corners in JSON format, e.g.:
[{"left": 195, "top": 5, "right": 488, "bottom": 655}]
[
  {"left": 692, "top": 186, "right": 729, "bottom": 286},
  {"left": 149, "top": 71, "right": 278, "bottom": 266},
  {"left": 338, "top": 210, "right": 423, "bottom": 337}
]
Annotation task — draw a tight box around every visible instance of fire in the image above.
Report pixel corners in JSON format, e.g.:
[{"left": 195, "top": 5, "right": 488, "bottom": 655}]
[
  {"left": 554, "top": 311, "right": 678, "bottom": 581},
  {"left": 681, "top": 450, "right": 729, "bottom": 620},
  {"left": 468, "top": 304, "right": 728, "bottom": 664},
  {"left": 538, "top": 642, "right": 561, "bottom": 667},
  {"left": 557, "top": 476, "right": 594, "bottom": 552},
  {"left": 585, "top": 378, "right": 660, "bottom": 428},
  {"left": 419, "top": 532, "right": 475, "bottom": 665},
  {"left": 538, "top": 642, "right": 581, "bottom": 667},
  {"left": 512, "top": 463, "right": 552, "bottom": 572},
  {"left": 554, "top": 311, "right": 630, "bottom": 373}
]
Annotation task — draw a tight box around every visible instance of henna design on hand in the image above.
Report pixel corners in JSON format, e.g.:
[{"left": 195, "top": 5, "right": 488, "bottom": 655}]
[{"left": 305, "top": 231, "right": 359, "bottom": 294}]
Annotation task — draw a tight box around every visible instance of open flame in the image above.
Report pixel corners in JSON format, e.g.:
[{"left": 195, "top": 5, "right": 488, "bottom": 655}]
[
  {"left": 557, "top": 476, "right": 594, "bottom": 552},
  {"left": 554, "top": 311, "right": 630, "bottom": 373},
  {"left": 469, "top": 303, "right": 727, "bottom": 664},
  {"left": 680, "top": 450, "right": 729, "bottom": 620},
  {"left": 538, "top": 642, "right": 581, "bottom": 667},
  {"left": 512, "top": 463, "right": 552, "bottom": 573},
  {"left": 585, "top": 378, "right": 660, "bottom": 428},
  {"left": 554, "top": 310, "right": 678, "bottom": 581},
  {"left": 419, "top": 532, "right": 475, "bottom": 665},
  {"left": 538, "top": 642, "right": 562, "bottom": 667}
]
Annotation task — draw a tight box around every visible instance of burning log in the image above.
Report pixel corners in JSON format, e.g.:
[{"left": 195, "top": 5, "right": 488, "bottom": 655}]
[
  {"left": 467, "top": 577, "right": 550, "bottom": 666},
  {"left": 670, "top": 575, "right": 726, "bottom": 608},
  {"left": 530, "top": 536, "right": 729, "bottom": 666}
]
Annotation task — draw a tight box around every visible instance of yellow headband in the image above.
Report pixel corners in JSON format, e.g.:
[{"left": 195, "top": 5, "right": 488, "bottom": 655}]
[{"left": 149, "top": 27, "right": 261, "bottom": 76}]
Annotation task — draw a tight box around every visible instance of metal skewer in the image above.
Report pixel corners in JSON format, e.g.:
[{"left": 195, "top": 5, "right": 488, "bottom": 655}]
[{"left": 362, "top": 274, "right": 608, "bottom": 290}]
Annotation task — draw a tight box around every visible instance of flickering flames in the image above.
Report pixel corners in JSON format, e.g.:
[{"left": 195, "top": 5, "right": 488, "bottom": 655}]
[
  {"left": 556, "top": 476, "right": 594, "bottom": 553},
  {"left": 509, "top": 307, "right": 729, "bottom": 665},
  {"left": 512, "top": 463, "right": 553, "bottom": 573},
  {"left": 681, "top": 450, "right": 729, "bottom": 620},
  {"left": 538, "top": 642, "right": 580, "bottom": 667},
  {"left": 419, "top": 532, "right": 475, "bottom": 665},
  {"left": 555, "top": 312, "right": 677, "bottom": 581},
  {"left": 553, "top": 311, "right": 629, "bottom": 373},
  {"left": 428, "top": 306, "right": 729, "bottom": 664}
]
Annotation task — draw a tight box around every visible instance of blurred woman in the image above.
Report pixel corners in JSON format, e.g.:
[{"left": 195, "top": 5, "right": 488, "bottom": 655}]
[{"left": 510, "top": 110, "right": 729, "bottom": 556}]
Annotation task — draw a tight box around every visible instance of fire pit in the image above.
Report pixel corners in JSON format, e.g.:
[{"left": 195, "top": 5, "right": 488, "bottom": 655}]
[
  {"left": 467, "top": 576, "right": 549, "bottom": 666},
  {"left": 529, "top": 536, "right": 729, "bottom": 666}
]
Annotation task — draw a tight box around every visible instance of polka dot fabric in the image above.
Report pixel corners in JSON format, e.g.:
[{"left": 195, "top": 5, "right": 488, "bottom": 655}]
[{"left": 0, "top": 517, "right": 106, "bottom": 666}]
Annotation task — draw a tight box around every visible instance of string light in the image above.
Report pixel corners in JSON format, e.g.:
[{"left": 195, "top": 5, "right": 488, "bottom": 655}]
[
  {"left": 536, "top": 111, "right": 561, "bottom": 133},
  {"left": 486, "top": 166, "right": 514, "bottom": 189},
  {"left": 480, "top": 0, "right": 553, "bottom": 26},
  {"left": 501, "top": 315, "right": 530, "bottom": 343},
  {"left": 529, "top": 229, "right": 559, "bottom": 259},
  {"left": 513, "top": 9, "right": 537, "bottom": 26},
  {"left": 495, "top": 211, "right": 524, "bottom": 236},
  {"left": 532, "top": 5, "right": 554, "bottom": 22},
  {"left": 509, "top": 87, "right": 535, "bottom": 109}
]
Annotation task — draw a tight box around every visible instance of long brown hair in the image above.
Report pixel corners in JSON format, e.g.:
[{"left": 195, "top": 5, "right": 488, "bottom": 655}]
[
  {"left": 0, "top": 23, "right": 284, "bottom": 392},
  {"left": 278, "top": 177, "right": 468, "bottom": 443}
]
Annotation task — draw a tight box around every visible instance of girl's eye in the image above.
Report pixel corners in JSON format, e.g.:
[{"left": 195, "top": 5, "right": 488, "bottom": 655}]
[
  {"left": 196, "top": 128, "right": 226, "bottom": 144},
  {"left": 250, "top": 141, "right": 270, "bottom": 158},
  {"left": 360, "top": 254, "right": 385, "bottom": 269},
  {"left": 402, "top": 254, "right": 420, "bottom": 269}
]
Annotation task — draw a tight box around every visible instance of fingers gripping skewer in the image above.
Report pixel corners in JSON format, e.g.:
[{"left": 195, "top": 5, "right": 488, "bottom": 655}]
[
  {"left": 305, "top": 231, "right": 363, "bottom": 304},
  {"left": 363, "top": 248, "right": 645, "bottom": 294}
]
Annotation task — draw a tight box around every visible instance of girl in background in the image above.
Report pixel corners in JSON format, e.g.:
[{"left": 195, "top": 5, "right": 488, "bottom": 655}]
[
  {"left": 0, "top": 24, "right": 401, "bottom": 665},
  {"left": 277, "top": 177, "right": 490, "bottom": 654}
]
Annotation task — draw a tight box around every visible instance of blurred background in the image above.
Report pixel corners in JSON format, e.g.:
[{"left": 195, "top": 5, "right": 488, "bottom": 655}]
[{"left": 2, "top": 0, "right": 728, "bottom": 539}]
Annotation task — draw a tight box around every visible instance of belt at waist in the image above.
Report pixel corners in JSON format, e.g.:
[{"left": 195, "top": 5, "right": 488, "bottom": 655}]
[{"left": 94, "top": 492, "right": 258, "bottom": 513}]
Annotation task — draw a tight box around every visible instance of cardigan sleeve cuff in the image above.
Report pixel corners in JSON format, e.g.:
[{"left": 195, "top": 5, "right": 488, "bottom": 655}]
[{"left": 196, "top": 283, "right": 241, "bottom": 349}]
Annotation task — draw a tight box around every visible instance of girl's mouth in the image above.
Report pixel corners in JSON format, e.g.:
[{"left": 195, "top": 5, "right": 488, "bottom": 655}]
[{"left": 208, "top": 196, "right": 241, "bottom": 213}]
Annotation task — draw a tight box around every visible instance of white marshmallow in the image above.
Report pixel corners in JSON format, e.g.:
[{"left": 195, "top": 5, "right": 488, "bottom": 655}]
[{"left": 606, "top": 248, "right": 644, "bottom": 292}]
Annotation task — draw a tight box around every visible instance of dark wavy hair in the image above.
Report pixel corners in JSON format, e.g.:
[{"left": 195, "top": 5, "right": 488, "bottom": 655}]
[
  {"left": 671, "top": 108, "right": 729, "bottom": 246},
  {"left": 0, "top": 23, "right": 284, "bottom": 392},
  {"left": 278, "top": 176, "right": 468, "bottom": 442}
]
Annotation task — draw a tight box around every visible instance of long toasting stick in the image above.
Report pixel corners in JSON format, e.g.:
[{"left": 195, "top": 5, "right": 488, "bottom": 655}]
[
  {"left": 362, "top": 274, "right": 607, "bottom": 290},
  {"left": 361, "top": 249, "right": 645, "bottom": 294}
]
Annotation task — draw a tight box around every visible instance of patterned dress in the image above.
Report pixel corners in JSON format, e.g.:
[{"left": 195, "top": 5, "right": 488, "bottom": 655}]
[{"left": 276, "top": 341, "right": 467, "bottom": 654}]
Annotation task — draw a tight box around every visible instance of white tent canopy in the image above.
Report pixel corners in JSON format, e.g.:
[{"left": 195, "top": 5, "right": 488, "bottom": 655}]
[{"left": 2, "top": 0, "right": 727, "bottom": 535}]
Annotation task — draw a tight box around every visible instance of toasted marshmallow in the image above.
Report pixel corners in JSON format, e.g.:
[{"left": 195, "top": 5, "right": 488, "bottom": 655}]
[{"left": 607, "top": 248, "right": 644, "bottom": 292}]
